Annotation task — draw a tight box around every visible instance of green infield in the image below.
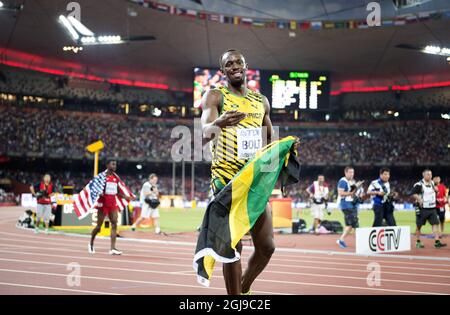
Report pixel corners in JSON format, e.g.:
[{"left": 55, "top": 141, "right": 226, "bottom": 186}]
[{"left": 50, "top": 207, "right": 449, "bottom": 235}]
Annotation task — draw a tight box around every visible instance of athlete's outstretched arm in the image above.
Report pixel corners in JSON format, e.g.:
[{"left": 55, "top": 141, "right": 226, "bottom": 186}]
[
  {"left": 201, "top": 89, "right": 246, "bottom": 145},
  {"left": 262, "top": 95, "right": 274, "bottom": 145}
]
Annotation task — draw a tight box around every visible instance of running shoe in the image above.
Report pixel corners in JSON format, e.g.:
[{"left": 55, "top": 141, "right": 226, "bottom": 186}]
[
  {"left": 416, "top": 240, "right": 425, "bottom": 248},
  {"left": 435, "top": 240, "right": 447, "bottom": 248},
  {"left": 34, "top": 228, "right": 39, "bottom": 234},
  {"left": 109, "top": 248, "right": 122, "bottom": 255},
  {"left": 241, "top": 290, "right": 252, "bottom": 295},
  {"left": 88, "top": 243, "right": 95, "bottom": 254},
  {"left": 336, "top": 239, "right": 347, "bottom": 248},
  {"left": 155, "top": 227, "right": 161, "bottom": 234}
]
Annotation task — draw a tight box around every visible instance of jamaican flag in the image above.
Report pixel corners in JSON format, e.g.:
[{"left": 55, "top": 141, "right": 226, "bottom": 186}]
[{"left": 193, "top": 136, "right": 300, "bottom": 286}]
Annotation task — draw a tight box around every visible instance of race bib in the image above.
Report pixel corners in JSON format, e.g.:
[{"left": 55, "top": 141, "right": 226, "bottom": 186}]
[
  {"left": 237, "top": 128, "right": 262, "bottom": 160},
  {"left": 423, "top": 191, "right": 435, "bottom": 208},
  {"left": 105, "top": 182, "right": 118, "bottom": 195}
]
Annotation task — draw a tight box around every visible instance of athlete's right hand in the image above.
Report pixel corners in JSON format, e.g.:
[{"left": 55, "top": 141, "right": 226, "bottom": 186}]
[{"left": 214, "top": 110, "right": 246, "bottom": 128}]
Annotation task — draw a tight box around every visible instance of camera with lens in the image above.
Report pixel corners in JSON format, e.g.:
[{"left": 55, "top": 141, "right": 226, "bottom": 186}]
[
  {"left": 35, "top": 190, "right": 49, "bottom": 198},
  {"left": 350, "top": 180, "right": 365, "bottom": 206},
  {"left": 145, "top": 197, "right": 160, "bottom": 209}
]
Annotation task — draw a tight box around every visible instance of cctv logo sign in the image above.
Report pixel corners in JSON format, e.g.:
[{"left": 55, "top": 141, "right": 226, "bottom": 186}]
[
  {"left": 356, "top": 226, "right": 411, "bottom": 254},
  {"left": 369, "top": 228, "right": 401, "bottom": 252}
]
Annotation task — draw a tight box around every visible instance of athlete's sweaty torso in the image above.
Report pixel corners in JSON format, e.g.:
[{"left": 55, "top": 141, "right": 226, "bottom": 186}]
[{"left": 210, "top": 86, "right": 265, "bottom": 190}]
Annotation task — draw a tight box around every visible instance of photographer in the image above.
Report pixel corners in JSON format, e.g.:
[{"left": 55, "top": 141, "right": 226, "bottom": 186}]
[
  {"left": 132, "top": 173, "right": 161, "bottom": 234},
  {"left": 367, "top": 168, "right": 397, "bottom": 227},
  {"left": 306, "top": 175, "right": 330, "bottom": 234},
  {"left": 412, "top": 169, "right": 446, "bottom": 249},
  {"left": 29, "top": 174, "right": 54, "bottom": 234},
  {"left": 336, "top": 166, "right": 364, "bottom": 249}
]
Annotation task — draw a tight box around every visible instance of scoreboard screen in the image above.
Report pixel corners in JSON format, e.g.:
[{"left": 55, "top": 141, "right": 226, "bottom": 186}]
[{"left": 260, "top": 71, "right": 330, "bottom": 110}]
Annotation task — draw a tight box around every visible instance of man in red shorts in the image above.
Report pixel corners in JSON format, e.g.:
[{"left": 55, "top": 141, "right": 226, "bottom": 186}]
[{"left": 89, "top": 159, "right": 133, "bottom": 255}]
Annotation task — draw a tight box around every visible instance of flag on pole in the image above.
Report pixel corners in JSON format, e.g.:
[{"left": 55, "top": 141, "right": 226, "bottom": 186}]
[
  {"left": 241, "top": 17, "right": 253, "bottom": 25},
  {"left": 299, "top": 22, "right": 311, "bottom": 30},
  {"left": 289, "top": 20, "right": 297, "bottom": 30},
  {"left": 311, "top": 21, "right": 323, "bottom": 29},
  {"left": 193, "top": 136, "right": 300, "bottom": 286}
]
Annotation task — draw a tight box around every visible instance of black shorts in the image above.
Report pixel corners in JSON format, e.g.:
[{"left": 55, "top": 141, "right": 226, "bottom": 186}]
[
  {"left": 342, "top": 208, "right": 359, "bottom": 228},
  {"left": 416, "top": 208, "right": 440, "bottom": 228},
  {"left": 437, "top": 207, "right": 446, "bottom": 224}
]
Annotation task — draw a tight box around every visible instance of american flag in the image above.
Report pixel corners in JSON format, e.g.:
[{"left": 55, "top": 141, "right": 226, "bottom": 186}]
[{"left": 74, "top": 171, "right": 135, "bottom": 219}]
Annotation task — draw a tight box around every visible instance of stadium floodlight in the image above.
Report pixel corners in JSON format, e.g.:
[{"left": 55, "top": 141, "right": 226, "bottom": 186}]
[
  {"left": 80, "top": 36, "right": 96, "bottom": 44},
  {"left": 97, "top": 35, "right": 122, "bottom": 44},
  {"left": 392, "top": 0, "right": 432, "bottom": 9},
  {"left": 423, "top": 45, "right": 450, "bottom": 56},
  {"left": 59, "top": 14, "right": 154, "bottom": 45},
  {"left": 67, "top": 16, "right": 94, "bottom": 36},
  {"left": 59, "top": 15, "right": 79, "bottom": 41},
  {"left": 80, "top": 35, "right": 123, "bottom": 45},
  {"left": 0, "top": 1, "right": 24, "bottom": 12}
]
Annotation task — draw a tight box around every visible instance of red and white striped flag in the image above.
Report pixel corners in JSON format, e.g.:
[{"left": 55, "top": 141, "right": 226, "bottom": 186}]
[
  {"left": 115, "top": 176, "right": 135, "bottom": 211},
  {"left": 74, "top": 171, "right": 135, "bottom": 219}
]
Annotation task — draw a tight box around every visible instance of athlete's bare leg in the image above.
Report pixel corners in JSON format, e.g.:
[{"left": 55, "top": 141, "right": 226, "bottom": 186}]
[
  {"left": 241, "top": 205, "right": 275, "bottom": 294},
  {"left": 90, "top": 210, "right": 105, "bottom": 247},
  {"left": 109, "top": 210, "right": 118, "bottom": 250},
  {"left": 223, "top": 242, "right": 243, "bottom": 295},
  {"left": 132, "top": 216, "right": 144, "bottom": 228}
]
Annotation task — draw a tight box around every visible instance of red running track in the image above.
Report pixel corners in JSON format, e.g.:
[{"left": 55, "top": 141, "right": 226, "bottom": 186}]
[{"left": 0, "top": 207, "right": 449, "bottom": 295}]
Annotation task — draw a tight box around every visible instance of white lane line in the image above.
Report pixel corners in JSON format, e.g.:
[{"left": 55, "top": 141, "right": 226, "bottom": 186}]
[
  {"left": 0, "top": 268, "right": 288, "bottom": 295},
  {"left": 0, "top": 258, "right": 279, "bottom": 295},
  {"left": 251, "top": 278, "right": 447, "bottom": 295},
  {"left": 3, "top": 228, "right": 450, "bottom": 263},
  {"left": 0, "top": 268, "right": 444, "bottom": 296},
  {"left": 0, "top": 256, "right": 448, "bottom": 288},
  {"left": 1, "top": 241, "right": 449, "bottom": 274},
  {"left": 1, "top": 247, "right": 450, "bottom": 285},
  {"left": 0, "top": 281, "right": 121, "bottom": 295},
  {"left": 1, "top": 234, "right": 449, "bottom": 268}
]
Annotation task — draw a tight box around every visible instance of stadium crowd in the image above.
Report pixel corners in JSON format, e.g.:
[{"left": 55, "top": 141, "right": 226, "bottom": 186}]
[
  {"left": 0, "top": 67, "right": 173, "bottom": 105},
  {"left": 0, "top": 169, "right": 211, "bottom": 201},
  {"left": 0, "top": 168, "right": 439, "bottom": 204},
  {"left": 1, "top": 104, "right": 449, "bottom": 164}
]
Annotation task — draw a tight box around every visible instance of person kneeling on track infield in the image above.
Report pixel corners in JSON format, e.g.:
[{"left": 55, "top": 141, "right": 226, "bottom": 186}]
[
  {"left": 412, "top": 169, "right": 446, "bottom": 249},
  {"left": 132, "top": 173, "right": 161, "bottom": 234},
  {"left": 336, "top": 166, "right": 364, "bottom": 248},
  {"left": 89, "top": 159, "right": 134, "bottom": 255}
]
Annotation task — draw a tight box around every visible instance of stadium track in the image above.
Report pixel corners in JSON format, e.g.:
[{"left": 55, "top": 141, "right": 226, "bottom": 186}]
[{"left": 1, "top": 207, "right": 449, "bottom": 295}]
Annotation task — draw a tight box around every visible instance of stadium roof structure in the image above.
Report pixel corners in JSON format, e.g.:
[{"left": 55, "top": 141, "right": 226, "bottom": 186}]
[{"left": 0, "top": 0, "right": 449, "bottom": 92}]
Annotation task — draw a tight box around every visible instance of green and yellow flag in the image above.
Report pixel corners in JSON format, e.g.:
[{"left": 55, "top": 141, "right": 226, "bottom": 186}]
[{"left": 193, "top": 136, "right": 299, "bottom": 286}]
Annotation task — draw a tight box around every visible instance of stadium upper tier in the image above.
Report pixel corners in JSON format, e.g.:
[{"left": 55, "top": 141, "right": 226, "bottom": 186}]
[
  {"left": 1, "top": 104, "right": 449, "bottom": 165},
  {"left": 0, "top": 66, "right": 185, "bottom": 106},
  {"left": 1, "top": 66, "right": 450, "bottom": 116}
]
